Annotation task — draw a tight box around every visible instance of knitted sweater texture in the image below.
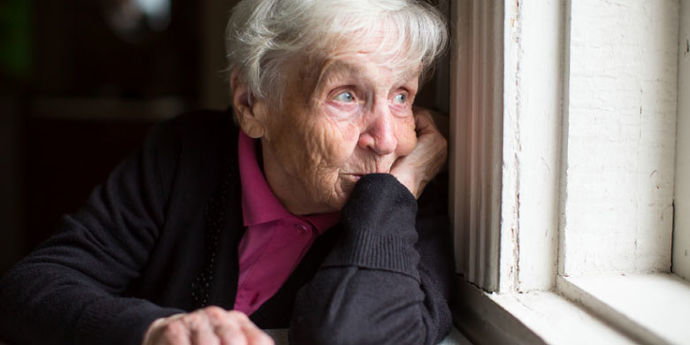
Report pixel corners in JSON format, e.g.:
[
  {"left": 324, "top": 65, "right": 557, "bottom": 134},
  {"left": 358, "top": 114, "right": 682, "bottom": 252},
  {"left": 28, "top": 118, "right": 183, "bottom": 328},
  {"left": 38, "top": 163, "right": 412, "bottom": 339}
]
[{"left": 0, "top": 110, "right": 454, "bottom": 345}]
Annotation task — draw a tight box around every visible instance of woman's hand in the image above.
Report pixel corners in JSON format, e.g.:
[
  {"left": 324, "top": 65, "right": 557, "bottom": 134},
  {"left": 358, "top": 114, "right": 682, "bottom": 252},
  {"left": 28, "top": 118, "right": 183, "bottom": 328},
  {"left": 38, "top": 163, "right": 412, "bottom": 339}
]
[
  {"left": 390, "top": 107, "right": 448, "bottom": 199},
  {"left": 142, "top": 306, "right": 275, "bottom": 345}
]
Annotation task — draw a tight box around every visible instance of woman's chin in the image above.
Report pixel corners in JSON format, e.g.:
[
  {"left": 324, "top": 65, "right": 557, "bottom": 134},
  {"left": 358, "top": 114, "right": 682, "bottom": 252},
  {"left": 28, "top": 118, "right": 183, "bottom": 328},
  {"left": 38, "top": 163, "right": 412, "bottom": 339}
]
[
  {"left": 301, "top": 177, "right": 355, "bottom": 214},
  {"left": 331, "top": 179, "right": 357, "bottom": 209}
]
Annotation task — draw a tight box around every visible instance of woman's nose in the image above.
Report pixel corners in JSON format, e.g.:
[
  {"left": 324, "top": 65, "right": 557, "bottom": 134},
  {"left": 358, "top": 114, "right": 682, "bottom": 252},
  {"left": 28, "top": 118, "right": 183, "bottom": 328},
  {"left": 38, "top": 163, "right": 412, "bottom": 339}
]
[{"left": 358, "top": 106, "right": 398, "bottom": 155}]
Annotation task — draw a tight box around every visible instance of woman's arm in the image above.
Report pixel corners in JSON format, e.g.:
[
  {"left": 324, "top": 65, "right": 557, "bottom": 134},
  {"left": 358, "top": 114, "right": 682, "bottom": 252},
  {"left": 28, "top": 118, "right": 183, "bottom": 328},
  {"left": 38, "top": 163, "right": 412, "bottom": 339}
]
[
  {"left": 289, "top": 174, "right": 454, "bottom": 345},
  {"left": 290, "top": 110, "right": 453, "bottom": 345},
  {"left": 0, "top": 122, "right": 184, "bottom": 345}
]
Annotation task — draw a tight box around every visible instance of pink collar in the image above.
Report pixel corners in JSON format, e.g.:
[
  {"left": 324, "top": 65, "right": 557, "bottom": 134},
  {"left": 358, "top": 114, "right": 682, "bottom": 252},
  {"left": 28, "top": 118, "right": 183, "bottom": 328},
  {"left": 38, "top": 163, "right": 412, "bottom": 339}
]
[{"left": 237, "top": 131, "right": 339, "bottom": 234}]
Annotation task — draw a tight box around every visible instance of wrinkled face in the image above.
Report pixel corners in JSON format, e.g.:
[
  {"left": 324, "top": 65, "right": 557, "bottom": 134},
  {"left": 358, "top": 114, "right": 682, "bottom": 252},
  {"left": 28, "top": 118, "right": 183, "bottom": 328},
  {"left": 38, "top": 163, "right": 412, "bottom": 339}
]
[{"left": 257, "top": 39, "right": 420, "bottom": 215}]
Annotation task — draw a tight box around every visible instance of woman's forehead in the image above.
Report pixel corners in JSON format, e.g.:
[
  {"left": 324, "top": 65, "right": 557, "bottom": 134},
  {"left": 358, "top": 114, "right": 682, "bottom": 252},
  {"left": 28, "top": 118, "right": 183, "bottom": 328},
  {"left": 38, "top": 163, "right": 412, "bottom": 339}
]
[
  {"left": 319, "top": 21, "right": 419, "bottom": 64},
  {"left": 315, "top": 57, "right": 421, "bottom": 85},
  {"left": 310, "top": 31, "right": 422, "bottom": 81}
]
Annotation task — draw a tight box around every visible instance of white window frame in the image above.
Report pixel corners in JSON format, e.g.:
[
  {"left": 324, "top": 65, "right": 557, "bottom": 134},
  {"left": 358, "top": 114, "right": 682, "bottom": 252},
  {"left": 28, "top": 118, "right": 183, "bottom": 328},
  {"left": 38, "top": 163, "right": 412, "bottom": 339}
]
[
  {"left": 674, "top": 0, "right": 690, "bottom": 283},
  {"left": 450, "top": 1, "right": 690, "bottom": 344}
]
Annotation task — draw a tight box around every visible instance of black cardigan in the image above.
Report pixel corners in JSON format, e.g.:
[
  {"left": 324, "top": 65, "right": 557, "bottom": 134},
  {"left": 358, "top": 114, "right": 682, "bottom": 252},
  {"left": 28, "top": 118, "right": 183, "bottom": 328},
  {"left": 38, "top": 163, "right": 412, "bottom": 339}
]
[{"left": 0, "top": 110, "right": 454, "bottom": 345}]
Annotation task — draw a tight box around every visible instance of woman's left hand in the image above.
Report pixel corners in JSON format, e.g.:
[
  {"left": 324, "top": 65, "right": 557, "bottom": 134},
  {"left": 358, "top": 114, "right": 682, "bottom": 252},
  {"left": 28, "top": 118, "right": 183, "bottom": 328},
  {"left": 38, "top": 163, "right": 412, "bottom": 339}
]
[
  {"left": 390, "top": 107, "right": 448, "bottom": 199},
  {"left": 142, "top": 307, "right": 275, "bottom": 345}
]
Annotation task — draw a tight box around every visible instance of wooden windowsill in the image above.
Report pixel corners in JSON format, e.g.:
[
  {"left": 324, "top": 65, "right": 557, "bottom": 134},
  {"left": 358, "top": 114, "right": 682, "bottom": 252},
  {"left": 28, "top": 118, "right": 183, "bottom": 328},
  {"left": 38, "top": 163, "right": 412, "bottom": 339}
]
[
  {"left": 454, "top": 276, "right": 635, "bottom": 345},
  {"left": 557, "top": 273, "right": 690, "bottom": 345}
]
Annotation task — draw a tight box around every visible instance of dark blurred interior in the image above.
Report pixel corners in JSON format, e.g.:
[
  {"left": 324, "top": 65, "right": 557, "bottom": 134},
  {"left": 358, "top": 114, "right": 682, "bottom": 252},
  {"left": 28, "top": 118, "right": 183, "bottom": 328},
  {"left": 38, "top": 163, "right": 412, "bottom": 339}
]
[{"left": 0, "top": 0, "right": 449, "bottom": 274}]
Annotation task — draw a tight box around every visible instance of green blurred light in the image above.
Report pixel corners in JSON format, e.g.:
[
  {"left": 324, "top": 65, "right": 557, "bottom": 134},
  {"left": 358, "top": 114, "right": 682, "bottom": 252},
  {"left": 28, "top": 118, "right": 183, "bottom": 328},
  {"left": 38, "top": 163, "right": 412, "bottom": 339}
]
[{"left": 0, "top": 0, "right": 31, "bottom": 80}]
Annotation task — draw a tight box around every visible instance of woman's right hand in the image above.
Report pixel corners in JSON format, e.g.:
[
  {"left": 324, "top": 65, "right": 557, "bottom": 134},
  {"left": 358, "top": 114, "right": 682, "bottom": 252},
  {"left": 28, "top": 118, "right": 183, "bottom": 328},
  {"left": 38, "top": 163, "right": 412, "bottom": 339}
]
[
  {"left": 142, "top": 306, "right": 275, "bottom": 345},
  {"left": 390, "top": 107, "right": 448, "bottom": 199}
]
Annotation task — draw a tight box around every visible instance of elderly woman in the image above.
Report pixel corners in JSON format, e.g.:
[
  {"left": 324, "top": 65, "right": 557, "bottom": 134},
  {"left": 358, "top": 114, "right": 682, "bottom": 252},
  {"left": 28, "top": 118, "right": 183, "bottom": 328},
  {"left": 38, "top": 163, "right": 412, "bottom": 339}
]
[{"left": 0, "top": 0, "right": 452, "bottom": 344}]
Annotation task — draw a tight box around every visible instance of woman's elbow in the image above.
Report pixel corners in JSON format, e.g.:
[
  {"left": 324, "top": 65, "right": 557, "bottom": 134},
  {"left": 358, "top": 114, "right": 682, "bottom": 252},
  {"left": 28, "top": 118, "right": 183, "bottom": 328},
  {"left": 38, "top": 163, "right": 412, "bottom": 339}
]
[{"left": 290, "top": 314, "right": 428, "bottom": 345}]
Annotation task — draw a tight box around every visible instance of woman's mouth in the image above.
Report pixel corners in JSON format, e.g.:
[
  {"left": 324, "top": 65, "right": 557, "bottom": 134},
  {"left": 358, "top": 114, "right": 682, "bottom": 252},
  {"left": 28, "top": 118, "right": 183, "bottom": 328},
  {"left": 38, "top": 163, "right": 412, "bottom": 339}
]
[{"left": 342, "top": 173, "right": 364, "bottom": 181}]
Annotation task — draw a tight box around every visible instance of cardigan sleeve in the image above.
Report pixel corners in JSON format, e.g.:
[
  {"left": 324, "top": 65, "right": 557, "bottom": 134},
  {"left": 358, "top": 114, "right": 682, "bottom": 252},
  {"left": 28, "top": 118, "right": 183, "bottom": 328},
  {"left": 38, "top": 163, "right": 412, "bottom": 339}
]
[
  {"left": 289, "top": 173, "right": 454, "bottom": 345},
  {"left": 0, "top": 121, "right": 185, "bottom": 345}
]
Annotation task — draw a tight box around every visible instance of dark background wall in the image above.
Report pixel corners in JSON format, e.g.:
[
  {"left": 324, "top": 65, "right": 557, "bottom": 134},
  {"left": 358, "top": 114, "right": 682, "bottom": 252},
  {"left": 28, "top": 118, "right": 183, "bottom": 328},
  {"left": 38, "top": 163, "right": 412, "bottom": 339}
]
[{"left": 0, "top": 0, "right": 448, "bottom": 274}]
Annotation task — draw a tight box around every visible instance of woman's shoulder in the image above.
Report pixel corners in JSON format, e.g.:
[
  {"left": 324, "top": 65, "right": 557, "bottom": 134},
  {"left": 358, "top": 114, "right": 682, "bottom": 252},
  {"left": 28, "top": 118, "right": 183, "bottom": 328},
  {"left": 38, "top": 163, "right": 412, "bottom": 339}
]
[
  {"left": 165, "top": 108, "right": 233, "bottom": 127},
  {"left": 160, "top": 109, "right": 236, "bottom": 142},
  {"left": 135, "top": 109, "right": 240, "bottom": 203},
  {"left": 145, "top": 109, "right": 238, "bottom": 161}
]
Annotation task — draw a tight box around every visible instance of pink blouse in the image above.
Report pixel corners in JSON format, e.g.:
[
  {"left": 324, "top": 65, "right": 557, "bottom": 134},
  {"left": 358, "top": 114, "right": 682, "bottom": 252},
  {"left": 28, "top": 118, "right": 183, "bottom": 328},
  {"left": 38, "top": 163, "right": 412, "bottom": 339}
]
[{"left": 233, "top": 131, "right": 339, "bottom": 315}]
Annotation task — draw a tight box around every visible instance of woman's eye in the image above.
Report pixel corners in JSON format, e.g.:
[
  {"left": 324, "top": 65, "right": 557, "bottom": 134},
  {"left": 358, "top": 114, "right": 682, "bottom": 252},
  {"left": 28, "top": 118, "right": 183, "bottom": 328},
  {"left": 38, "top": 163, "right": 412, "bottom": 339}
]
[
  {"left": 334, "top": 91, "right": 355, "bottom": 103},
  {"left": 393, "top": 93, "right": 408, "bottom": 104}
]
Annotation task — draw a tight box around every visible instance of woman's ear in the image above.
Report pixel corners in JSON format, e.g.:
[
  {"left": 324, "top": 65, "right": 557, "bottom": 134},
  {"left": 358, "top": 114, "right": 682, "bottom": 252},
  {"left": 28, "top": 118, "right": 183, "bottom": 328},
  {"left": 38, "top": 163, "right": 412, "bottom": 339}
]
[{"left": 231, "top": 71, "right": 267, "bottom": 139}]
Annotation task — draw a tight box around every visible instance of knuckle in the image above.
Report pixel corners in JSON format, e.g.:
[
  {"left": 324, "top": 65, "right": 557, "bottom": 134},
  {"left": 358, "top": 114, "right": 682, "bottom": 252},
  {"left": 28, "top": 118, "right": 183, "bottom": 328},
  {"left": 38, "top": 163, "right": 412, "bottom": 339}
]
[
  {"left": 204, "top": 306, "right": 227, "bottom": 319},
  {"left": 205, "top": 305, "right": 225, "bottom": 313},
  {"left": 227, "top": 310, "right": 248, "bottom": 321},
  {"left": 220, "top": 331, "right": 244, "bottom": 343},
  {"left": 183, "top": 312, "right": 205, "bottom": 328},
  {"left": 163, "top": 321, "right": 186, "bottom": 340}
]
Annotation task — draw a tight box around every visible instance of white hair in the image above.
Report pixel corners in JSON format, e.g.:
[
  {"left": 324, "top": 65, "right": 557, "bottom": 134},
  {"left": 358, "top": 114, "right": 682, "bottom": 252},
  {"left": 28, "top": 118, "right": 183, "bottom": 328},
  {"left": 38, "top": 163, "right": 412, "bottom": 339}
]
[{"left": 225, "top": 0, "right": 448, "bottom": 103}]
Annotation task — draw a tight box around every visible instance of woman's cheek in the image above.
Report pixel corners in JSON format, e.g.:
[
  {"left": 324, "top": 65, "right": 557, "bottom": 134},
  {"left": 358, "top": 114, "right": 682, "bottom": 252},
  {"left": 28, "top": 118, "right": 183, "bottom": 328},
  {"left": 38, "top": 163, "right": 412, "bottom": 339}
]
[
  {"left": 321, "top": 106, "right": 362, "bottom": 148},
  {"left": 324, "top": 102, "right": 360, "bottom": 120},
  {"left": 306, "top": 115, "right": 355, "bottom": 168},
  {"left": 397, "top": 116, "right": 418, "bottom": 154}
]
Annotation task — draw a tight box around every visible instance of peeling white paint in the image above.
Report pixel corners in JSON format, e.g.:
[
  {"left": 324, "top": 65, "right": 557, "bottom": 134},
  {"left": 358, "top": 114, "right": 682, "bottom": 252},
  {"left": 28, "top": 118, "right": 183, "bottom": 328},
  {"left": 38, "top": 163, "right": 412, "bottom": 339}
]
[
  {"left": 499, "top": 0, "right": 523, "bottom": 294},
  {"left": 562, "top": 0, "right": 679, "bottom": 276},
  {"left": 498, "top": 0, "right": 566, "bottom": 293},
  {"left": 674, "top": 0, "right": 690, "bottom": 281}
]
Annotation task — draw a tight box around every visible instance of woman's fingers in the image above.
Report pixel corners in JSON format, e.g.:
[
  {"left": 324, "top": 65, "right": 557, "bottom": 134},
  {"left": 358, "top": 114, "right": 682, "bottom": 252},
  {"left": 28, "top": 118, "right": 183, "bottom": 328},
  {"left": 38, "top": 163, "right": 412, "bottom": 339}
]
[
  {"left": 390, "top": 106, "right": 448, "bottom": 198},
  {"left": 236, "top": 315, "right": 275, "bottom": 345},
  {"left": 161, "top": 318, "right": 192, "bottom": 345},
  {"left": 142, "top": 307, "right": 274, "bottom": 345},
  {"left": 413, "top": 107, "right": 435, "bottom": 135},
  {"left": 210, "top": 310, "right": 249, "bottom": 345},
  {"left": 214, "top": 321, "right": 247, "bottom": 345},
  {"left": 186, "top": 311, "right": 219, "bottom": 345}
]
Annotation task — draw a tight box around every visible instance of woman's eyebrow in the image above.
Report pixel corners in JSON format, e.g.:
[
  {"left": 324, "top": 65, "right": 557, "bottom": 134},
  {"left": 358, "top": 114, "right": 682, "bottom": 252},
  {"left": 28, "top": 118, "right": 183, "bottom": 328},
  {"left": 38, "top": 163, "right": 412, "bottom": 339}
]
[
  {"left": 398, "top": 68, "right": 421, "bottom": 85},
  {"left": 314, "top": 61, "right": 363, "bottom": 88},
  {"left": 312, "top": 60, "right": 420, "bottom": 94}
]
